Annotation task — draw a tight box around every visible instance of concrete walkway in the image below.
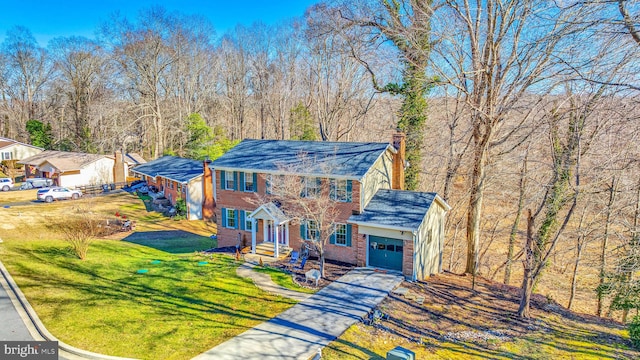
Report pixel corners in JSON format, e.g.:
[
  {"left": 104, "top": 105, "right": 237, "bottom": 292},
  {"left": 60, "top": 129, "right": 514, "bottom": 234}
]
[
  {"left": 236, "top": 263, "right": 313, "bottom": 302},
  {"left": 194, "top": 268, "right": 404, "bottom": 360}
]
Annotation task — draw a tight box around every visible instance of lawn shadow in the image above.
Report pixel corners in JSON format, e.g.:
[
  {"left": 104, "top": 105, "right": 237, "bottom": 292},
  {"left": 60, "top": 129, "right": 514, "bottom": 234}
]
[{"left": 122, "top": 230, "right": 214, "bottom": 254}]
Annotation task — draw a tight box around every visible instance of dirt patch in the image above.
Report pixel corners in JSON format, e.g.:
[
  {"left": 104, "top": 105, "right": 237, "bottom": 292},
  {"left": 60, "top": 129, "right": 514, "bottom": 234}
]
[{"left": 353, "top": 271, "right": 636, "bottom": 357}]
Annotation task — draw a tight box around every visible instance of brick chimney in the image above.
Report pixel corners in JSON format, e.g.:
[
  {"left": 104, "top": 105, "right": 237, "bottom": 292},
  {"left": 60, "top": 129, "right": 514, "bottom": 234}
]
[
  {"left": 202, "top": 159, "right": 215, "bottom": 221},
  {"left": 391, "top": 132, "right": 406, "bottom": 190},
  {"left": 113, "top": 150, "right": 126, "bottom": 184}
]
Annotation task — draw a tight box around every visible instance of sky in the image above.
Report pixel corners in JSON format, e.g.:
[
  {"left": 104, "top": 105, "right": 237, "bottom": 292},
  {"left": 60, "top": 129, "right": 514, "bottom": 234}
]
[{"left": 0, "top": 0, "right": 318, "bottom": 46}]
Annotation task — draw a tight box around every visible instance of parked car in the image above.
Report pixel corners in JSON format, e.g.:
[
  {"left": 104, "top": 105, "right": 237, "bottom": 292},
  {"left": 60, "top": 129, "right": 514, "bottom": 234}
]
[
  {"left": 20, "top": 177, "right": 54, "bottom": 190},
  {"left": 36, "top": 187, "right": 83, "bottom": 203},
  {"left": 0, "top": 178, "right": 13, "bottom": 191}
]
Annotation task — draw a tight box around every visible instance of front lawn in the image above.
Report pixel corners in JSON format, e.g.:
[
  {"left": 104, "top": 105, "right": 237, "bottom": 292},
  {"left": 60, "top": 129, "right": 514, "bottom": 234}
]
[
  {"left": 0, "top": 192, "right": 297, "bottom": 359},
  {"left": 1, "top": 239, "right": 296, "bottom": 359}
]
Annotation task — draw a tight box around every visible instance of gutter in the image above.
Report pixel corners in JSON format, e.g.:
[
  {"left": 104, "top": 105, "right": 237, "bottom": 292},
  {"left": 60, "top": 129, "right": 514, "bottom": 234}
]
[{"left": 347, "top": 220, "right": 418, "bottom": 233}]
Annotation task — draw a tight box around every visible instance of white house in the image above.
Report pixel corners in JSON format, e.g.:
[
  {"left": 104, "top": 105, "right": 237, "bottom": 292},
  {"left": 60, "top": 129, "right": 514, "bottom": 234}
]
[
  {"left": 0, "top": 137, "right": 43, "bottom": 162},
  {"left": 19, "top": 151, "right": 115, "bottom": 188}
]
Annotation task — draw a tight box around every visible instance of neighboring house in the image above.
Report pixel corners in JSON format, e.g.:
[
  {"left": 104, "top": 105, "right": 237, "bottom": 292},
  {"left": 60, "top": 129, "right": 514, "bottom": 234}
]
[
  {"left": 211, "top": 134, "right": 450, "bottom": 281},
  {"left": 0, "top": 137, "right": 43, "bottom": 162},
  {"left": 19, "top": 151, "right": 115, "bottom": 188},
  {"left": 130, "top": 156, "right": 205, "bottom": 221}
]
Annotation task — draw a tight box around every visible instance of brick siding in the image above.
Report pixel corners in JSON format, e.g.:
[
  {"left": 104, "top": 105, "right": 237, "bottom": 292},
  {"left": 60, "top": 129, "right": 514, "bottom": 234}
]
[{"left": 214, "top": 170, "right": 362, "bottom": 264}]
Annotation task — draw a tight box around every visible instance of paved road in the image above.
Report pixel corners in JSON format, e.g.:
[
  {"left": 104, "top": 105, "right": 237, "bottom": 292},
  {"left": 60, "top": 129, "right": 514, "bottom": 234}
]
[
  {"left": 194, "top": 268, "right": 403, "bottom": 360},
  {"left": 0, "top": 263, "right": 78, "bottom": 360},
  {"left": 0, "top": 277, "right": 33, "bottom": 341}
]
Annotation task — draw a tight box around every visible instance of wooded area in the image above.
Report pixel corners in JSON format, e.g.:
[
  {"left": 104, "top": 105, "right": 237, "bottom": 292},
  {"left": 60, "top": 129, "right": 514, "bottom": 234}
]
[{"left": 1, "top": 0, "right": 639, "bottom": 319}]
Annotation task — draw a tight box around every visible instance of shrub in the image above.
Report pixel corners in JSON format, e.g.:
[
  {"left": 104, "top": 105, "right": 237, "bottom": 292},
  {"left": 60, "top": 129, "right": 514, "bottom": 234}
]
[
  {"left": 173, "top": 198, "right": 187, "bottom": 220},
  {"left": 630, "top": 316, "right": 640, "bottom": 349},
  {"left": 58, "top": 213, "right": 102, "bottom": 260}
]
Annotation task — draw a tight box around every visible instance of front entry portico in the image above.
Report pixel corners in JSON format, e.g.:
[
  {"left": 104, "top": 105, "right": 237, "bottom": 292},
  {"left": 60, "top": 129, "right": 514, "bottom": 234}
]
[{"left": 248, "top": 202, "right": 291, "bottom": 258}]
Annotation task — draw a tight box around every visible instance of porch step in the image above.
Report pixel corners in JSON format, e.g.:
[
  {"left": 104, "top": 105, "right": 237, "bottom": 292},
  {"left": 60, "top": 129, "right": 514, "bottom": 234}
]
[{"left": 255, "top": 242, "right": 292, "bottom": 258}]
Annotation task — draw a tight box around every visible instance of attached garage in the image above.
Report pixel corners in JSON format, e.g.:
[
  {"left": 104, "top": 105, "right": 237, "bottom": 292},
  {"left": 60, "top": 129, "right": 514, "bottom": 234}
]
[{"left": 349, "top": 189, "right": 450, "bottom": 281}]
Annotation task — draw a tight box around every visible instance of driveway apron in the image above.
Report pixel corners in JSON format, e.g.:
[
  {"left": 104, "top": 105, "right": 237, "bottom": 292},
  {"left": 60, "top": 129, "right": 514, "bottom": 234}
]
[{"left": 194, "top": 268, "right": 404, "bottom": 360}]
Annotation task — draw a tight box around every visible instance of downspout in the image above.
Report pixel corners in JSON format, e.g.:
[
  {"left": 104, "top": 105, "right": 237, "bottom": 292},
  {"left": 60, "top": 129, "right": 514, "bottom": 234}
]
[{"left": 412, "top": 230, "right": 418, "bottom": 281}]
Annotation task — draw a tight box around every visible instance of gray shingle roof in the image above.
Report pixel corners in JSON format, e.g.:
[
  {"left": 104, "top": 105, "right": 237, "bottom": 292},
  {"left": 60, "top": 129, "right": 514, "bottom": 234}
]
[
  {"left": 19, "top": 150, "right": 106, "bottom": 169},
  {"left": 211, "top": 139, "right": 393, "bottom": 179},
  {"left": 349, "top": 190, "right": 437, "bottom": 231},
  {"left": 131, "top": 156, "right": 203, "bottom": 183}
]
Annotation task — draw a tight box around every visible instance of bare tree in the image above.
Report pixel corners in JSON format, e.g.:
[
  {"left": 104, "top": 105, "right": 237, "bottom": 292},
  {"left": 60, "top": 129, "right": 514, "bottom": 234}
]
[
  {"left": 431, "top": 0, "right": 589, "bottom": 276},
  {"left": 304, "top": 7, "right": 376, "bottom": 142},
  {"left": 0, "top": 26, "right": 54, "bottom": 140},
  {"left": 518, "top": 84, "right": 607, "bottom": 318},
  {"left": 266, "top": 155, "right": 343, "bottom": 278},
  {"left": 333, "top": 0, "right": 435, "bottom": 189},
  {"left": 218, "top": 32, "right": 250, "bottom": 140},
  {"left": 101, "top": 7, "right": 179, "bottom": 158},
  {"left": 49, "top": 36, "right": 109, "bottom": 152}
]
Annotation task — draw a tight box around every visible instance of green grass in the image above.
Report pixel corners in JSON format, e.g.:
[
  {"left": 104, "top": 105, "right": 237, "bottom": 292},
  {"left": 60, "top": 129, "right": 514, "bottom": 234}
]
[
  {"left": 253, "top": 266, "right": 317, "bottom": 294},
  {"left": 0, "top": 238, "right": 296, "bottom": 360},
  {"left": 124, "top": 231, "right": 215, "bottom": 253}
]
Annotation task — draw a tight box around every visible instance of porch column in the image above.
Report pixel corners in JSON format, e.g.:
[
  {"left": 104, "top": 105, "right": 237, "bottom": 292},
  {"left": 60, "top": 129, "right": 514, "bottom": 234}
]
[
  {"left": 274, "top": 224, "right": 280, "bottom": 258},
  {"left": 251, "top": 219, "right": 257, "bottom": 254},
  {"left": 263, "top": 220, "right": 268, "bottom": 244},
  {"left": 285, "top": 222, "right": 290, "bottom": 247}
]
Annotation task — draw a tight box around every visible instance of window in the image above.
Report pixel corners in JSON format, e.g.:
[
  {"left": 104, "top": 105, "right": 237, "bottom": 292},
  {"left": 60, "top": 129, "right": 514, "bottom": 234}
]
[
  {"left": 225, "top": 208, "right": 236, "bottom": 228},
  {"left": 266, "top": 174, "right": 283, "bottom": 195},
  {"left": 244, "top": 211, "right": 253, "bottom": 231},
  {"left": 334, "top": 223, "right": 347, "bottom": 246},
  {"left": 306, "top": 220, "right": 319, "bottom": 240},
  {"left": 224, "top": 171, "right": 234, "bottom": 190},
  {"left": 302, "top": 177, "right": 320, "bottom": 198},
  {"left": 244, "top": 172, "right": 254, "bottom": 192},
  {"left": 330, "top": 179, "right": 351, "bottom": 202},
  {"left": 2, "top": 152, "right": 12, "bottom": 160}
]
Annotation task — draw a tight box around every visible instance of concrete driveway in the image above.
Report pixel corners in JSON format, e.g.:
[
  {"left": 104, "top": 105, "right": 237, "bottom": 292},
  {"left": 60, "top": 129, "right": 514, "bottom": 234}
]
[{"left": 194, "top": 268, "right": 404, "bottom": 360}]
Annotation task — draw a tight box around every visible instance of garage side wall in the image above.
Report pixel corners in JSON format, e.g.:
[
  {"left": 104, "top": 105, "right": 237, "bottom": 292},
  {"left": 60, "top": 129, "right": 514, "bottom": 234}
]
[
  {"left": 414, "top": 203, "right": 447, "bottom": 280},
  {"left": 187, "top": 178, "right": 204, "bottom": 220}
]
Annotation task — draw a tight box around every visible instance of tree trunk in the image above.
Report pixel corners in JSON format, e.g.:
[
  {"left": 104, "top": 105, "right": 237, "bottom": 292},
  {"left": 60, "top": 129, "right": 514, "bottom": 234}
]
[
  {"left": 466, "top": 142, "right": 486, "bottom": 274},
  {"left": 505, "top": 152, "right": 528, "bottom": 285},
  {"left": 568, "top": 236, "right": 584, "bottom": 310},
  {"left": 518, "top": 209, "right": 535, "bottom": 318},
  {"left": 598, "top": 177, "right": 617, "bottom": 316}
]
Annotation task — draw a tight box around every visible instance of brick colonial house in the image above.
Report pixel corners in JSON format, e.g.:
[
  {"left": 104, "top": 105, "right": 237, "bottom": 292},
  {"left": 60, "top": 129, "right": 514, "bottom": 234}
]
[{"left": 211, "top": 135, "right": 450, "bottom": 281}]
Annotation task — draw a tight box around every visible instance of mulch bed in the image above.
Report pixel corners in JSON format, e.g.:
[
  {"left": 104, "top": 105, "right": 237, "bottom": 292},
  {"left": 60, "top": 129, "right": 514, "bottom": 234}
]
[
  {"left": 203, "top": 247, "right": 356, "bottom": 289},
  {"left": 268, "top": 257, "right": 356, "bottom": 289}
]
